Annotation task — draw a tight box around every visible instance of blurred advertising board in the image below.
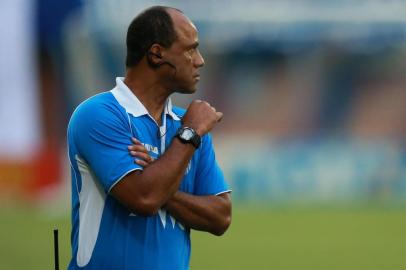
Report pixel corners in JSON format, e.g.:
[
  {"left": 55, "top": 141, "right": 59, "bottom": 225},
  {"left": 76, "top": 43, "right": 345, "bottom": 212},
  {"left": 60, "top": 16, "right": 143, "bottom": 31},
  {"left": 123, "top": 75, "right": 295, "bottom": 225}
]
[{"left": 217, "top": 136, "right": 406, "bottom": 202}]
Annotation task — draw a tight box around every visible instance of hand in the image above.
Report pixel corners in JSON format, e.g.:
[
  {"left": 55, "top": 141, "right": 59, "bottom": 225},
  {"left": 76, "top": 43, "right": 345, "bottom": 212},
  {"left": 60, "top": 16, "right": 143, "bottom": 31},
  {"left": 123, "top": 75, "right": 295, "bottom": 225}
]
[
  {"left": 182, "top": 100, "right": 223, "bottom": 136},
  {"left": 128, "top": 138, "right": 154, "bottom": 167}
]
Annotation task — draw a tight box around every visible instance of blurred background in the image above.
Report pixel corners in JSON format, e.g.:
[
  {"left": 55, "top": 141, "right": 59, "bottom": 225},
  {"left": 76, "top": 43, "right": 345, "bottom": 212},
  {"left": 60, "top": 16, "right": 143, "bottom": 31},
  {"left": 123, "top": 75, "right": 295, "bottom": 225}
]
[{"left": 1, "top": 0, "right": 406, "bottom": 269}]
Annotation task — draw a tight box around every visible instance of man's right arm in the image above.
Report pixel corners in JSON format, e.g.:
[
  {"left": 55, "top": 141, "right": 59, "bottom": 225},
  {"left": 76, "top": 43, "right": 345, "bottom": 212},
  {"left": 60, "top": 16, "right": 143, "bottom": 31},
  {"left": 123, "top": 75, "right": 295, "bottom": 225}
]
[
  {"left": 110, "top": 100, "right": 222, "bottom": 216},
  {"left": 111, "top": 138, "right": 195, "bottom": 216}
]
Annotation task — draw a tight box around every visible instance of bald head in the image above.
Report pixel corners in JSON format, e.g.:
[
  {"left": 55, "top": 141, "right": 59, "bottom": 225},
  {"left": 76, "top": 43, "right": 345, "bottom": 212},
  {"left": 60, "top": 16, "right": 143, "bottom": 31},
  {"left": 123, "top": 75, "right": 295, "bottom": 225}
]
[
  {"left": 125, "top": 6, "right": 183, "bottom": 67},
  {"left": 125, "top": 6, "right": 204, "bottom": 93},
  {"left": 166, "top": 8, "right": 197, "bottom": 44}
]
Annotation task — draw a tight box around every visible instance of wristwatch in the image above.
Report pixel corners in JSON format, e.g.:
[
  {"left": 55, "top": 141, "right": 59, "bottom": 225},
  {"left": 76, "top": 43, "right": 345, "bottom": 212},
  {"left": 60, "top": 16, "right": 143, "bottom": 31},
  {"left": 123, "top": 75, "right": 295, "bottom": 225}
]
[{"left": 176, "top": 126, "right": 201, "bottom": 149}]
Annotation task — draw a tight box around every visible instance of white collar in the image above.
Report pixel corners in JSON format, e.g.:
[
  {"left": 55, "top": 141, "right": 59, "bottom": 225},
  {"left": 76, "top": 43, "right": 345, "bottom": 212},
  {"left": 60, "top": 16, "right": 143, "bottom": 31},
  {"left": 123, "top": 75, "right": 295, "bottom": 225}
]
[{"left": 111, "top": 77, "right": 180, "bottom": 121}]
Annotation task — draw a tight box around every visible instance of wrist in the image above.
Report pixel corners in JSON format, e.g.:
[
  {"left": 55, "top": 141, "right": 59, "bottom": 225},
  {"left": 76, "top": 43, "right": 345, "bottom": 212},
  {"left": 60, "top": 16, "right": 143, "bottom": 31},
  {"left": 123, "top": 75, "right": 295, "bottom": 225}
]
[
  {"left": 193, "top": 127, "right": 204, "bottom": 136},
  {"left": 176, "top": 126, "right": 201, "bottom": 149},
  {"left": 182, "top": 124, "right": 204, "bottom": 136}
]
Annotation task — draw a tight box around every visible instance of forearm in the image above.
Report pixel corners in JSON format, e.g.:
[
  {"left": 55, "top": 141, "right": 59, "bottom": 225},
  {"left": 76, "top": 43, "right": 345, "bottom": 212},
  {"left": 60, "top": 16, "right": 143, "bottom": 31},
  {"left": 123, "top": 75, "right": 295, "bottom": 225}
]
[
  {"left": 114, "top": 99, "right": 225, "bottom": 216},
  {"left": 139, "top": 139, "right": 195, "bottom": 201},
  {"left": 165, "top": 191, "right": 232, "bottom": 236},
  {"left": 112, "top": 138, "right": 195, "bottom": 215}
]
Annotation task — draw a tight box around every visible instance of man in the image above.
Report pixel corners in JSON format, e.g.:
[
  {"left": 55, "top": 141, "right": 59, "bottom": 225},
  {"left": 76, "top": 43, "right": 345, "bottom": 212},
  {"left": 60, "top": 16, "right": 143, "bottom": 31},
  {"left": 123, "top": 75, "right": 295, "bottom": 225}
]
[{"left": 67, "top": 6, "right": 231, "bottom": 270}]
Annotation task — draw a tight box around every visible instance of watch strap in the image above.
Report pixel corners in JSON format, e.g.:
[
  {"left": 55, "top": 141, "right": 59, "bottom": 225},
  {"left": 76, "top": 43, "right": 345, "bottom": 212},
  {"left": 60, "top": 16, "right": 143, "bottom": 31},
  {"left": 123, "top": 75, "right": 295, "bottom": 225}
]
[{"left": 176, "top": 126, "right": 201, "bottom": 149}]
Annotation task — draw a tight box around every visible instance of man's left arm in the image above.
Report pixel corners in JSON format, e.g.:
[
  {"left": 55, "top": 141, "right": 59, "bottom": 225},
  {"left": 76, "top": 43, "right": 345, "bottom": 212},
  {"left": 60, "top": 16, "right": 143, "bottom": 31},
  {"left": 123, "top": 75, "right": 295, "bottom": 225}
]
[
  {"left": 129, "top": 134, "right": 232, "bottom": 236},
  {"left": 165, "top": 191, "right": 231, "bottom": 236}
]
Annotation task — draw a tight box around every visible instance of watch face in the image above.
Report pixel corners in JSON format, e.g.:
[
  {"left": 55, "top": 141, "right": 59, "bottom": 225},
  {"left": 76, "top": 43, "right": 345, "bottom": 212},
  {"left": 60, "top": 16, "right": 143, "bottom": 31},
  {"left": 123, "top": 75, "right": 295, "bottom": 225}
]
[{"left": 181, "top": 128, "right": 194, "bottom": 140}]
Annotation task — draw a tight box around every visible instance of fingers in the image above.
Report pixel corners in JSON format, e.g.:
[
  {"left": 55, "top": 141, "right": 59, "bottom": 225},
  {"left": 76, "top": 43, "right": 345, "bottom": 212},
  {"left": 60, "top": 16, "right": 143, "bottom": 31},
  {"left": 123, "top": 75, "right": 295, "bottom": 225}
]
[
  {"left": 207, "top": 103, "right": 222, "bottom": 122},
  {"left": 131, "top": 151, "right": 154, "bottom": 167},
  {"left": 128, "top": 144, "right": 149, "bottom": 153},
  {"left": 131, "top": 137, "right": 142, "bottom": 145},
  {"left": 128, "top": 137, "right": 154, "bottom": 167},
  {"left": 128, "top": 138, "right": 148, "bottom": 153},
  {"left": 135, "top": 159, "right": 150, "bottom": 167},
  {"left": 216, "top": 111, "right": 223, "bottom": 122},
  {"left": 130, "top": 150, "right": 154, "bottom": 162},
  {"left": 184, "top": 99, "right": 224, "bottom": 135},
  {"left": 197, "top": 100, "right": 223, "bottom": 122}
]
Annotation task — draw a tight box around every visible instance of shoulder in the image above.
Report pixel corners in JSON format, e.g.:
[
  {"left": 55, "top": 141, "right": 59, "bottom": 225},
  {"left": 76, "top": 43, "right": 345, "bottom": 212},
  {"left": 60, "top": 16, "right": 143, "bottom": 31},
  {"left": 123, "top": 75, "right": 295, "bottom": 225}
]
[
  {"left": 68, "top": 91, "right": 128, "bottom": 134},
  {"left": 70, "top": 92, "right": 126, "bottom": 122},
  {"left": 72, "top": 92, "right": 116, "bottom": 115}
]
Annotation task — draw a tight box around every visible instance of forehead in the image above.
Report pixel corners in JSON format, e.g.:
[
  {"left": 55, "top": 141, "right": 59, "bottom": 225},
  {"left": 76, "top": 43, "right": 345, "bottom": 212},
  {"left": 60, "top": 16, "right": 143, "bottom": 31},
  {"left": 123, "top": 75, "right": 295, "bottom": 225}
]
[{"left": 167, "top": 9, "right": 198, "bottom": 46}]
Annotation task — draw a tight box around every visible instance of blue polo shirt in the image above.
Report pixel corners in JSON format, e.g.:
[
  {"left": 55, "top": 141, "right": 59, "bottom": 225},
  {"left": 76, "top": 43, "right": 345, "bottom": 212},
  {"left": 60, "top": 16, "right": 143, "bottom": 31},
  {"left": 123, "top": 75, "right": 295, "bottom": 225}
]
[{"left": 67, "top": 77, "right": 230, "bottom": 270}]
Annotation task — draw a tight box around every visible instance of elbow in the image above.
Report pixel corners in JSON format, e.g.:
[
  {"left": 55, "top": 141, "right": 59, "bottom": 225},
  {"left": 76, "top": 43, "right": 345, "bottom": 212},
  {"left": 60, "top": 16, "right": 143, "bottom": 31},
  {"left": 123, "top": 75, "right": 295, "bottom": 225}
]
[
  {"left": 128, "top": 197, "right": 161, "bottom": 217},
  {"left": 110, "top": 172, "right": 163, "bottom": 216},
  {"left": 211, "top": 195, "right": 232, "bottom": 236},
  {"left": 211, "top": 214, "right": 232, "bottom": 236}
]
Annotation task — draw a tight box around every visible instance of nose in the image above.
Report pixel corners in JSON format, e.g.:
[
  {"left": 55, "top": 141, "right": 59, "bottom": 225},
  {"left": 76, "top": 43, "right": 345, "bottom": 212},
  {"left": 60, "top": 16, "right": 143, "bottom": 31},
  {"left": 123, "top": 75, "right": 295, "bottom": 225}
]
[{"left": 194, "top": 49, "right": 205, "bottom": 68}]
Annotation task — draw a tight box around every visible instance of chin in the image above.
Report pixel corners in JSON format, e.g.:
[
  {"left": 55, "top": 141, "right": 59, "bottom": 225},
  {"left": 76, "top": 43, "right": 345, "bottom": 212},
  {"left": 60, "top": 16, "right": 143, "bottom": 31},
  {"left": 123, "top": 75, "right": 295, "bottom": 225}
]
[{"left": 177, "top": 85, "right": 197, "bottom": 94}]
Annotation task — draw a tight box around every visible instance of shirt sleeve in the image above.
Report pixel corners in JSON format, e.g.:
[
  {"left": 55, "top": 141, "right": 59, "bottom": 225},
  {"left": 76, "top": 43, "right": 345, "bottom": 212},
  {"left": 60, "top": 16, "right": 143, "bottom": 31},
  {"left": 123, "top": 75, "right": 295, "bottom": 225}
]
[
  {"left": 193, "top": 133, "right": 230, "bottom": 196},
  {"left": 70, "top": 100, "right": 142, "bottom": 193}
]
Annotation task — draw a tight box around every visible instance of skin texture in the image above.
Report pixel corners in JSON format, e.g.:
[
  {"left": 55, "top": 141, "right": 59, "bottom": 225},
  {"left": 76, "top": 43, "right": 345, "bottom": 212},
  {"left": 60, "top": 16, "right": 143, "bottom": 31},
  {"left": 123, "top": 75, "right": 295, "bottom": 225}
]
[
  {"left": 111, "top": 8, "right": 231, "bottom": 235},
  {"left": 129, "top": 138, "right": 231, "bottom": 236},
  {"left": 123, "top": 9, "right": 207, "bottom": 124}
]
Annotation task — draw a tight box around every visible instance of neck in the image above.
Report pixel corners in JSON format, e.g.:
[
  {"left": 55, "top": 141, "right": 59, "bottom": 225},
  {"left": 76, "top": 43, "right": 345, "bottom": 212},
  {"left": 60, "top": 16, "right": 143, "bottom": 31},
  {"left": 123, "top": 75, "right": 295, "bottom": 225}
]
[{"left": 124, "top": 68, "right": 171, "bottom": 125}]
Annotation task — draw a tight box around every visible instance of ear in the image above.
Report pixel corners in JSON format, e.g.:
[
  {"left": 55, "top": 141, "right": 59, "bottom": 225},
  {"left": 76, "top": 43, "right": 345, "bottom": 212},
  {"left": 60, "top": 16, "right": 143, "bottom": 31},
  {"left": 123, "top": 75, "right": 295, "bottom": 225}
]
[
  {"left": 150, "top": 44, "right": 163, "bottom": 58},
  {"left": 147, "top": 44, "right": 164, "bottom": 67}
]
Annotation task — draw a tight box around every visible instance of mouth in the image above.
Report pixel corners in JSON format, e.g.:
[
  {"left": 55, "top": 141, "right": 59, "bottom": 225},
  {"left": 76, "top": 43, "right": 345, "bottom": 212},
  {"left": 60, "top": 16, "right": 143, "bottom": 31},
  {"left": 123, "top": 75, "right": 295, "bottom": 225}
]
[{"left": 193, "top": 74, "right": 200, "bottom": 81}]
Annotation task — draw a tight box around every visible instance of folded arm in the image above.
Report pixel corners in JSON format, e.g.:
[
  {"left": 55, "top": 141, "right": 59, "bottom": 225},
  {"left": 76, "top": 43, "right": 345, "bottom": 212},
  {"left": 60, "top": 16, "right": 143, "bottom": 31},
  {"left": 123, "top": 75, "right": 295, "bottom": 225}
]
[
  {"left": 165, "top": 191, "right": 231, "bottom": 236},
  {"left": 111, "top": 100, "right": 222, "bottom": 216},
  {"left": 128, "top": 137, "right": 232, "bottom": 235},
  {"left": 111, "top": 138, "right": 195, "bottom": 216}
]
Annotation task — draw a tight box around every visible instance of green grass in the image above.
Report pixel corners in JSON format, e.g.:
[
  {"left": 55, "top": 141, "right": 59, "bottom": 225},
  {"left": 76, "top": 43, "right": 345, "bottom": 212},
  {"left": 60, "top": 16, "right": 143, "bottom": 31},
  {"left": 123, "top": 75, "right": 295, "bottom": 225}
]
[{"left": 1, "top": 204, "right": 405, "bottom": 269}]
